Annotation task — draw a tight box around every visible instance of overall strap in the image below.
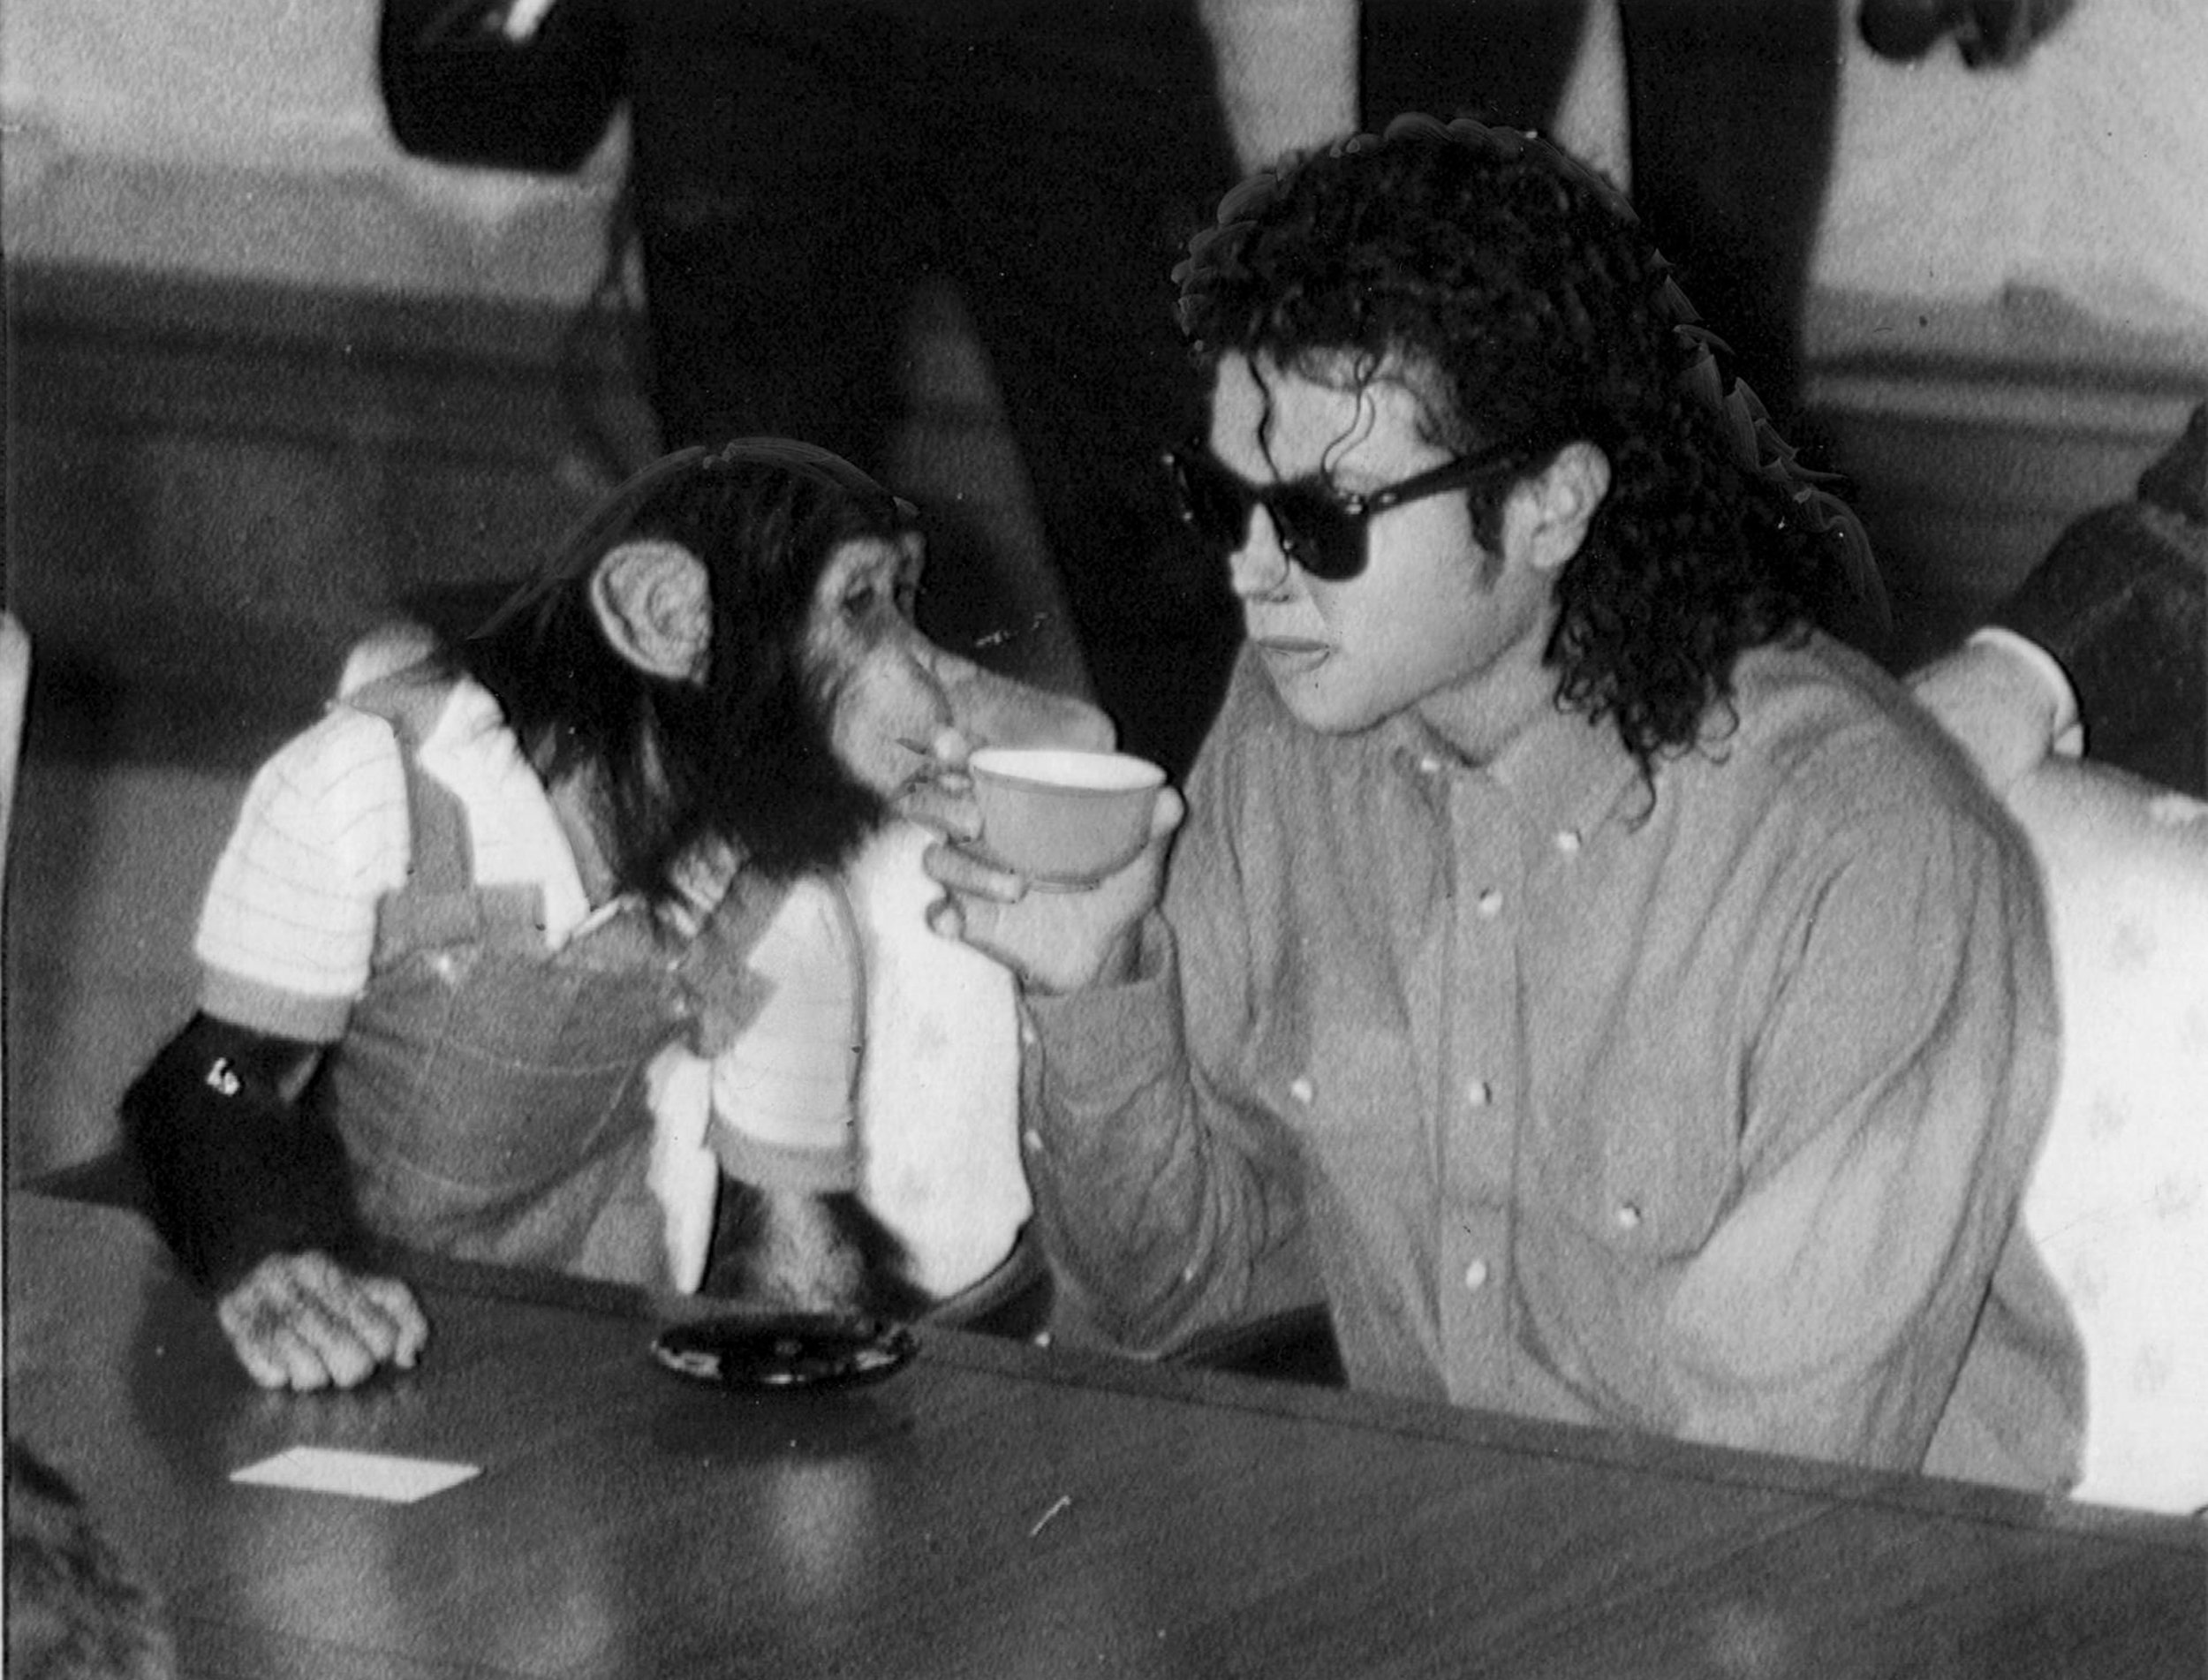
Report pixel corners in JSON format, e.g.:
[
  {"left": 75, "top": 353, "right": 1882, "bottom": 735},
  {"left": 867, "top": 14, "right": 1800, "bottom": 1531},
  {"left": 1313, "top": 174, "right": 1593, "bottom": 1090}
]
[
  {"left": 343, "top": 663, "right": 544, "bottom": 958},
  {"left": 343, "top": 662, "right": 473, "bottom": 897}
]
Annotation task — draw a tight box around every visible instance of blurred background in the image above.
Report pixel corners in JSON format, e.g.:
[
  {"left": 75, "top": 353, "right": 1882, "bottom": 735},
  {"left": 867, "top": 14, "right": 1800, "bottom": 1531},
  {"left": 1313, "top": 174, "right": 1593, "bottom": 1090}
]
[{"left": 5, "top": 0, "right": 2205, "bottom": 1180}]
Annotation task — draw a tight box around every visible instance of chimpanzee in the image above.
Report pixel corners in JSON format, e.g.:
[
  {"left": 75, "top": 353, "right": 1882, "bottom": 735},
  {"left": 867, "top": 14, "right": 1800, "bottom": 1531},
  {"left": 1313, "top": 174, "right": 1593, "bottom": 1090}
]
[{"left": 121, "top": 438, "right": 1106, "bottom": 1390}]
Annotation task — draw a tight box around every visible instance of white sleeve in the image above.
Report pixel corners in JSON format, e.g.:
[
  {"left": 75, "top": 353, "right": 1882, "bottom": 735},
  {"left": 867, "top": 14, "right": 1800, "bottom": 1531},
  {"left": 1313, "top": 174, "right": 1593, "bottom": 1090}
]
[
  {"left": 1968, "top": 626, "right": 2085, "bottom": 759},
  {"left": 193, "top": 708, "right": 410, "bottom": 1041}
]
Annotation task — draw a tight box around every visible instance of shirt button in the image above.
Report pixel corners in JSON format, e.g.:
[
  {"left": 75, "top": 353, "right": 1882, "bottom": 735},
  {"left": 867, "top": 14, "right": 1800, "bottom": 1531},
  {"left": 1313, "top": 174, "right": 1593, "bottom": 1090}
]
[
  {"left": 1019, "top": 1024, "right": 1039, "bottom": 1049},
  {"left": 1476, "top": 889, "right": 1503, "bottom": 919},
  {"left": 1418, "top": 754, "right": 1443, "bottom": 777},
  {"left": 1465, "top": 1079, "right": 1492, "bottom": 1109},
  {"left": 1554, "top": 829, "right": 1582, "bottom": 857},
  {"left": 1614, "top": 1203, "right": 1643, "bottom": 1230},
  {"left": 1463, "top": 1259, "right": 1490, "bottom": 1291},
  {"left": 1289, "top": 1076, "right": 1316, "bottom": 1104},
  {"left": 1022, "top": 1128, "right": 1045, "bottom": 1154}
]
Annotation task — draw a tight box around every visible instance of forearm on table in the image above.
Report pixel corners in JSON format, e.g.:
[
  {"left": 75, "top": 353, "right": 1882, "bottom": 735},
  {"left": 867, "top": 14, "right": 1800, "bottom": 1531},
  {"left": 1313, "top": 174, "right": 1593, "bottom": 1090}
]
[
  {"left": 1017, "top": 927, "right": 1284, "bottom": 1354},
  {"left": 118, "top": 1016, "right": 359, "bottom": 1293}
]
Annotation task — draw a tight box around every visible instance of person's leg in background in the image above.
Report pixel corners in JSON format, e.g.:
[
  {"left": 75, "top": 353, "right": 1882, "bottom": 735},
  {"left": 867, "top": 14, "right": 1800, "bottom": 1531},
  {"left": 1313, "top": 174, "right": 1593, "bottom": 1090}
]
[
  {"left": 622, "top": 4, "right": 914, "bottom": 464},
  {"left": 1355, "top": 0, "right": 1837, "bottom": 441},
  {"left": 621, "top": 2, "right": 1242, "bottom": 768},
  {"left": 1613, "top": 0, "right": 1841, "bottom": 443},
  {"left": 1357, "top": 0, "right": 1591, "bottom": 137},
  {"left": 621, "top": 4, "right": 1091, "bottom": 698},
  {"left": 937, "top": 2, "right": 1245, "bottom": 779}
]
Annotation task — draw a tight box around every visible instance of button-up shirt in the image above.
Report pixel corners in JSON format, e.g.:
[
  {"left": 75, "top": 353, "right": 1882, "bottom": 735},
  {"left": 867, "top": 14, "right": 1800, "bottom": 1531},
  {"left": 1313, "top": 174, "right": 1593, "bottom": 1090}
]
[{"left": 1023, "top": 634, "right": 2079, "bottom": 1487}]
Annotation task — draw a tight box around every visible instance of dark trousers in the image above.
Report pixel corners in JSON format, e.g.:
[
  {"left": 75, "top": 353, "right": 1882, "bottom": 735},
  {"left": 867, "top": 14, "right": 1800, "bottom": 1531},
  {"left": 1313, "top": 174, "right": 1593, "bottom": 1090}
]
[
  {"left": 623, "top": 1, "right": 1244, "bottom": 776},
  {"left": 1361, "top": 0, "right": 1842, "bottom": 439}
]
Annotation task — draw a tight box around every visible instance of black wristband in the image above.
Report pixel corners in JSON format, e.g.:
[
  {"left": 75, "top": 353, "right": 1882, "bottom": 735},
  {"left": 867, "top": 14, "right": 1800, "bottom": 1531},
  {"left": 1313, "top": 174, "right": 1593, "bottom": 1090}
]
[{"left": 118, "top": 1018, "right": 362, "bottom": 1293}]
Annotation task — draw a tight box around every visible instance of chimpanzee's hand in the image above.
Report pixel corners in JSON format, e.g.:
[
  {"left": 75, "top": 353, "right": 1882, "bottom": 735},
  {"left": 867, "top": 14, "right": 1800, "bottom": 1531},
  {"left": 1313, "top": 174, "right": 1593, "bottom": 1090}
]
[
  {"left": 922, "top": 786, "right": 1183, "bottom": 995},
  {"left": 895, "top": 679, "right": 1116, "bottom": 841},
  {"left": 891, "top": 723, "right": 986, "bottom": 841},
  {"left": 216, "top": 1251, "right": 430, "bottom": 1391}
]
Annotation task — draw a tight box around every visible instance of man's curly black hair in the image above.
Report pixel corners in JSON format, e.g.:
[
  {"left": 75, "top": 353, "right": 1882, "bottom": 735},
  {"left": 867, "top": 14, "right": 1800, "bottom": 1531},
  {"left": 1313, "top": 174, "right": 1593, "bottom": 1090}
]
[{"left": 1176, "top": 114, "right": 1880, "bottom": 776}]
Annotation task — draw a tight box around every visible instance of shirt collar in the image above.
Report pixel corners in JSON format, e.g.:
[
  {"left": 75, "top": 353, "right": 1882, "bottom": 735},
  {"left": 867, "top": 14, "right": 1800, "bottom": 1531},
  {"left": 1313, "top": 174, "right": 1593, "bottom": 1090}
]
[{"left": 1384, "top": 688, "right": 1646, "bottom": 844}]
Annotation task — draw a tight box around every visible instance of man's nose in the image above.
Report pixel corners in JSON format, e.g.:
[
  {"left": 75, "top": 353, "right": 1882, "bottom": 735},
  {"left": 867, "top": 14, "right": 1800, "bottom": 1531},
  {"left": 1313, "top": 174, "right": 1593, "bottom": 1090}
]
[{"left": 1225, "top": 507, "right": 1293, "bottom": 600}]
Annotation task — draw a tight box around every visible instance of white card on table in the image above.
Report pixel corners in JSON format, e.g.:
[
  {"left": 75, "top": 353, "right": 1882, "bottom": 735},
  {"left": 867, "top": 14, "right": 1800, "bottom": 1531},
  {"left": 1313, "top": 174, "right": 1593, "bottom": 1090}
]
[{"left": 230, "top": 1447, "right": 480, "bottom": 1503}]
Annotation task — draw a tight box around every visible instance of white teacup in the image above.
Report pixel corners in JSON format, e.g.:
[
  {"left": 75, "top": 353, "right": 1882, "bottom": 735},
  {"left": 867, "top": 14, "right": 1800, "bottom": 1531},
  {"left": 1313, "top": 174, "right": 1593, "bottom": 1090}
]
[{"left": 966, "top": 748, "right": 1167, "bottom": 887}]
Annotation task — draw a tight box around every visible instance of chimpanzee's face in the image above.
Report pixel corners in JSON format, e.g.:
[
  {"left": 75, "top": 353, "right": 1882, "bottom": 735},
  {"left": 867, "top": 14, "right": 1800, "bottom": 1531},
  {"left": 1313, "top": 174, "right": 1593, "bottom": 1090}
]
[{"left": 805, "top": 532, "right": 957, "bottom": 803}]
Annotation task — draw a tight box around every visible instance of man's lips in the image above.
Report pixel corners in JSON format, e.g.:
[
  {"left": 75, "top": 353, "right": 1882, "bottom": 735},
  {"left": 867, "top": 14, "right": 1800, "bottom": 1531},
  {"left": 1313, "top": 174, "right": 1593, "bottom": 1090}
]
[{"left": 1252, "top": 634, "right": 1331, "bottom": 664}]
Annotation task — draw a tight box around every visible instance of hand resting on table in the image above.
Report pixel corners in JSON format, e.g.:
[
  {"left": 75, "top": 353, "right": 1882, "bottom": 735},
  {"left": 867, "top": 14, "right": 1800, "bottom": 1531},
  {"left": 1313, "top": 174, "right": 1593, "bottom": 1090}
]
[{"left": 217, "top": 1250, "right": 429, "bottom": 1393}]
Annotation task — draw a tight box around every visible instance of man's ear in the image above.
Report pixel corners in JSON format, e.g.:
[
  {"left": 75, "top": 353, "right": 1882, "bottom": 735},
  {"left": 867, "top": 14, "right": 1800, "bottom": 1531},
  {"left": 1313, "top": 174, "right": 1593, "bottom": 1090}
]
[
  {"left": 1515, "top": 442, "right": 1612, "bottom": 577},
  {"left": 590, "top": 539, "right": 712, "bottom": 683}
]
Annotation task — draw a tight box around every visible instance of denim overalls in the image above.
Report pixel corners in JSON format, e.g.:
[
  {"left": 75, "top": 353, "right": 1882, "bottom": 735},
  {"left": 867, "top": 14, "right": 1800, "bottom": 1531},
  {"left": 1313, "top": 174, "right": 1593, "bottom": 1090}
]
[{"left": 308, "top": 670, "right": 764, "bottom": 1290}]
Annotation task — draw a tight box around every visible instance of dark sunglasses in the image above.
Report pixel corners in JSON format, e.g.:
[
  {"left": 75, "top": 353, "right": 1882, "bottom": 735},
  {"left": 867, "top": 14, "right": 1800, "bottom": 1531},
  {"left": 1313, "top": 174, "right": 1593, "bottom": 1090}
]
[{"left": 1162, "top": 438, "right": 1525, "bottom": 582}]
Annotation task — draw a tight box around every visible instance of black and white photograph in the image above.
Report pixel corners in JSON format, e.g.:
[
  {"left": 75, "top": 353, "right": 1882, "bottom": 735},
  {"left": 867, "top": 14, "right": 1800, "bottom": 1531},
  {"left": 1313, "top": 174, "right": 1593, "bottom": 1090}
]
[{"left": 5, "top": 3, "right": 2204, "bottom": 1674}]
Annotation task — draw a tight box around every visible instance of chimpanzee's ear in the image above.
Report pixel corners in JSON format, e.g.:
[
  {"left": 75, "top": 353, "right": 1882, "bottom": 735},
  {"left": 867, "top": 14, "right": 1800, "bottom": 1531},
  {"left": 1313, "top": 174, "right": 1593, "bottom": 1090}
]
[{"left": 590, "top": 539, "right": 712, "bottom": 683}]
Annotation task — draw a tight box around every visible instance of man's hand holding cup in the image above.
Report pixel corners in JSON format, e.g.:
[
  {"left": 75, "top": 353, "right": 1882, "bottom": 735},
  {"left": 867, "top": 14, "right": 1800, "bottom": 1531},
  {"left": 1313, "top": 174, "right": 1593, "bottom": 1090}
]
[{"left": 922, "top": 747, "right": 1178, "bottom": 994}]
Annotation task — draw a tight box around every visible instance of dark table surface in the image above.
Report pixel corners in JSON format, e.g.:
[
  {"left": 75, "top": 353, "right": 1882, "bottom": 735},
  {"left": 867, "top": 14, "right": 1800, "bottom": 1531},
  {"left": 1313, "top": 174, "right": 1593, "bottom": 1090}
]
[{"left": 7, "top": 1192, "right": 2202, "bottom": 1679}]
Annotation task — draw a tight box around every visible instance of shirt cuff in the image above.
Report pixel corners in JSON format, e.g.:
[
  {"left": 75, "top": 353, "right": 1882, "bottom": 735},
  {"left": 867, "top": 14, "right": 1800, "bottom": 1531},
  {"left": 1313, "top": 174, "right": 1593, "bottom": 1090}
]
[
  {"left": 1966, "top": 626, "right": 2085, "bottom": 759},
  {"left": 198, "top": 966, "right": 352, "bottom": 1045}
]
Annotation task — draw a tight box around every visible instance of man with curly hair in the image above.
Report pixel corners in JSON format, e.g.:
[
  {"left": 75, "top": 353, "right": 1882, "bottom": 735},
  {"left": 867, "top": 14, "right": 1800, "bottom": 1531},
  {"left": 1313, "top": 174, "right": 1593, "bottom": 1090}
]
[{"left": 928, "top": 117, "right": 2082, "bottom": 1490}]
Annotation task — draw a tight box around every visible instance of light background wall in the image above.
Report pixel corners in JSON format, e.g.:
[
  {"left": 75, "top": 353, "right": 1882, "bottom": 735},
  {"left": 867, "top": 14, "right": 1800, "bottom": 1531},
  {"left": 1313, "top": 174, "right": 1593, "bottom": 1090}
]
[
  {"left": 1811, "top": 0, "right": 2208, "bottom": 337},
  {"left": 4, "top": 0, "right": 2206, "bottom": 1177},
  {"left": 2, "top": 0, "right": 622, "bottom": 300},
  {"left": 6, "top": 0, "right": 2205, "bottom": 321}
]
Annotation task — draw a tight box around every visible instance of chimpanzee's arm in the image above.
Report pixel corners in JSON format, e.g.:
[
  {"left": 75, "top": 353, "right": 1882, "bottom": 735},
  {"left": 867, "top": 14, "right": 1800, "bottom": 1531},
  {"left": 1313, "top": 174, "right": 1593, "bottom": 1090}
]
[{"left": 118, "top": 1013, "right": 359, "bottom": 1293}]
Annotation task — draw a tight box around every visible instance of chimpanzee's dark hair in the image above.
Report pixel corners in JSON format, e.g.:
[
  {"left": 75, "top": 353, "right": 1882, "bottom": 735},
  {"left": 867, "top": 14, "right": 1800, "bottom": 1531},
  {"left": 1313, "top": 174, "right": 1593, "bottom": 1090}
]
[{"left": 461, "top": 439, "right": 919, "bottom": 906}]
